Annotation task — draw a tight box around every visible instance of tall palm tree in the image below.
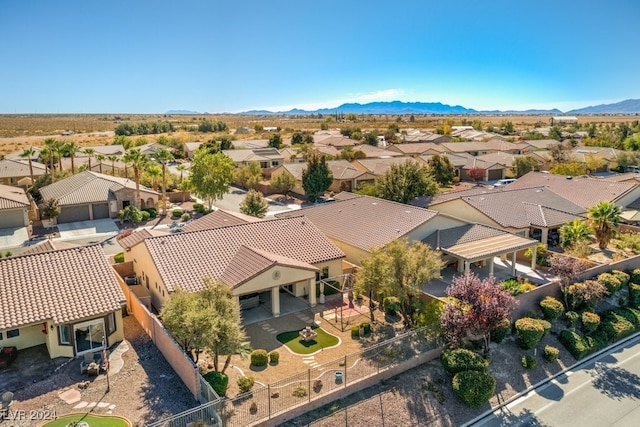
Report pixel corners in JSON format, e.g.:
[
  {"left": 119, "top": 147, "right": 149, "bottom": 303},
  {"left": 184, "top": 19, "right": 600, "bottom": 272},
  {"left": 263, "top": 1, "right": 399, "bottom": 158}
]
[
  {"left": 123, "top": 148, "right": 148, "bottom": 208},
  {"left": 43, "top": 138, "right": 59, "bottom": 182},
  {"left": 64, "top": 142, "right": 81, "bottom": 174},
  {"left": 83, "top": 148, "right": 95, "bottom": 171},
  {"left": 176, "top": 164, "right": 188, "bottom": 202},
  {"left": 107, "top": 155, "right": 119, "bottom": 176},
  {"left": 588, "top": 201, "right": 622, "bottom": 250},
  {"left": 145, "top": 164, "right": 162, "bottom": 191},
  {"left": 96, "top": 154, "right": 105, "bottom": 174},
  {"left": 19, "top": 147, "right": 36, "bottom": 187},
  {"left": 154, "top": 148, "right": 174, "bottom": 213}
]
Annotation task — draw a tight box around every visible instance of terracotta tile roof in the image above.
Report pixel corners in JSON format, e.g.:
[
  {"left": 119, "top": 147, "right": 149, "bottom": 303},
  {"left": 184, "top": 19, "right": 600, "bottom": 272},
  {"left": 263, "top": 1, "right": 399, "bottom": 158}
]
[
  {"left": 475, "top": 151, "right": 521, "bottom": 168},
  {"left": 182, "top": 209, "right": 261, "bottom": 233},
  {"left": 462, "top": 157, "right": 504, "bottom": 170},
  {"left": 355, "top": 144, "right": 403, "bottom": 158},
  {"left": 315, "top": 136, "right": 357, "bottom": 147},
  {"left": 441, "top": 140, "right": 528, "bottom": 154},
  {"left": 388, "top": 143, "right": 447, "bottom": 155},
  {"left": 0, "top": 184, "right": 29, "bottom": 210},
  {"left": 508, "top": 171, "right": 639, "bottom": 209},
  {"left": 276, "top": 160, "right": 364, "bottom": 181},
  {"left": 0, "top": 245, "right": 126, "bottom": 330},
  {"left": 0, "top": 158, "right": 47, "bottom": 179},
  {"left": 522, "top": 139, "right": 562, "bottom": 150},
  {"left": 20, "top": 240, "right": 80, "bottom": 255},
  {"left": 118, "top": 228, "right": 168, "bottom": 250},
  {"left": 144, "top": 216, "right": 344, "bottom": 293},
  {"left": 352, "top": 157, "right": 426, "bottom": 176},
  {"left": 40, "top": 170, "right": 158, "bottom": 206},
  {"left": 219, "top": 246, "right": 318, "bottom": 289},
  {"left": 427, "top": 186, "right": 505, "bottom": 206},
  {"left": 277, "top": 193, "right": 441, "bottom": 251}
]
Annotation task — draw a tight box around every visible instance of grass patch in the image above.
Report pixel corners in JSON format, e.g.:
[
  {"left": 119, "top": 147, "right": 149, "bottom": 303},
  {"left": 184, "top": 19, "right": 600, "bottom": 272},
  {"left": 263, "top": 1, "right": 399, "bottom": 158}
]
[
  {"left": 276, "top": 327, "right": 339, "bottom": 354},
  {"left": 43, "top": 414, "right": 131, "bottom": 427}
]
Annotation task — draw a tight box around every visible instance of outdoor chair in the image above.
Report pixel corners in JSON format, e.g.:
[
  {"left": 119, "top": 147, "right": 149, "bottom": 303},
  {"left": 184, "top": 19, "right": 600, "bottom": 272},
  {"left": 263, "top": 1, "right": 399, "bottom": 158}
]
[{"left": 80, "top": 352, "right": 95, "bottom": 374}]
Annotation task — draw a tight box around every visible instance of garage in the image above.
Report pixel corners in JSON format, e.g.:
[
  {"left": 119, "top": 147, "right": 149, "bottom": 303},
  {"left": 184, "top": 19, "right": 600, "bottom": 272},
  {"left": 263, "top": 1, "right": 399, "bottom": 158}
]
[
  {"left": 0, "top": 209, "right": 26, "bottom": 228},
  {"left": 92, "top": 203, "right": 110, "bottom": 219},
  {"left": 487, "top": 168, "right": 504, "bottom": 181},
  {"left": 57, "top": 205, "right": 91, "bottom": 223}
]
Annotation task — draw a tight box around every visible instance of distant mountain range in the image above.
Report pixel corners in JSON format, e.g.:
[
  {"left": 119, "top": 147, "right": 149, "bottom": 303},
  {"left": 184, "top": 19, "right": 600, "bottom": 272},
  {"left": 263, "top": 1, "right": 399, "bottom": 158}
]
[{"left": 167, "top": 99, "right": 640, "bottom": 116}]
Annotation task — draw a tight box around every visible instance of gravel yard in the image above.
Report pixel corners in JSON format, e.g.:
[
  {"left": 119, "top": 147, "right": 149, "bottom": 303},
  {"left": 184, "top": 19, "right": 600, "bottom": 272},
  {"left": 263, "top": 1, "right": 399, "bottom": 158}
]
[{"left": 6, "top": 315, "right": 197, "bottom": 426}]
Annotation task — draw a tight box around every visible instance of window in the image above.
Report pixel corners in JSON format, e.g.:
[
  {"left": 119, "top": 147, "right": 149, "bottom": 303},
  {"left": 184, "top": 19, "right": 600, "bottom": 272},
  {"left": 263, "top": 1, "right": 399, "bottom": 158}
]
[
  {"left": 271, "top": 160, "right": 279, "bottom": 167},
  {"left": 260, "top": 162, "right": 268, "bottom": 168},
  {"left": 74, "top": 319, "right": 105, "bottom": 355},
  {"left": 59, "top": 325, "right": 71, "bottom": 345},
  {"left": 0, "top": 332, "right": 3, "bottom": 340},
  {"left": 7, "top": 329, "right": 19, "bottom": 339},
  {"left": 107, "top": 312, "right": 116, "bottom": 334},
  {"left": 322, "top": 267, "right": 329, "bottom": 279}
]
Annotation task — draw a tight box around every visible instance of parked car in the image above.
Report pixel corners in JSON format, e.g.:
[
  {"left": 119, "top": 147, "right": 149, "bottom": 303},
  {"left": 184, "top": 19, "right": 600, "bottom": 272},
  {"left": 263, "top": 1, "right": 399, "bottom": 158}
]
[{"left": 494, "top": 178, "right": 516, "bottom": 187}]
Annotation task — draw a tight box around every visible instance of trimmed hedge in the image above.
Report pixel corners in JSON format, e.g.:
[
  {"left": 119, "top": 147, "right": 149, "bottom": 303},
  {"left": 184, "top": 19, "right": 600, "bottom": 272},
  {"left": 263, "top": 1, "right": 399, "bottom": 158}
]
[
  {"left": 351, "top": 326, "right": 360, "bottom": 338},
  {"left": 629, "top": 268, "right": 640, "bottom": 284},
  {"left": 269, "top": 351, "right": 279, "bottom": 364},
  {"left": 440, "top": 348, "right": 489, "bottom": 375},
  {"left": 203, "top": 371, "right": 229, "bottom": 396},
  {"left": 515, "top": 318, "right": 546, "bottom": 350},
  {"left": 613, "top": 307, "right": 640, "bottom": 328},
  {"left": 383, "top": 296, "right": 401, "bottom": 315},
  {"left": 250, "top": 349, "right": 269, "bottom": 367},
  {"left": 611, "top": 270, "right": 630, "bottom": 287},
  {"left": 559, "top": 330, "right": 590, "bottom": 359},
  {"left": 452, "top": 370, "right": 496, "bottom": 408},
  {"left": 565, "top": 311, "right": 579, "bottom": 327},
  {"left": 630, "top": 283, "right": 640, "bottom": 306},
  {"left": 539, "top": 296, "right": 564, "bottom": 321},
  {"left": 597, "top": 272, "right": 622, "bottom": 294},
  {"left": 601, "top": 312, "right": 636, "bottom": 341},
  {"left": 490, "top": 318, "right": 511, "bottom": 344},
  {"left": 237, "top": 375, "right": 255, "bottom": 393},
  {"left": 172, "top": 208, "right": 184, "bottom": 218},
  {"left": 581, "top": 311, "right": 600, "bottom": 333},
  {"left": 544, "top": 345, "right": 560, "bottom": 362},
  {"left": 521, "top": 354, "right": 537, "bottom": 370}
]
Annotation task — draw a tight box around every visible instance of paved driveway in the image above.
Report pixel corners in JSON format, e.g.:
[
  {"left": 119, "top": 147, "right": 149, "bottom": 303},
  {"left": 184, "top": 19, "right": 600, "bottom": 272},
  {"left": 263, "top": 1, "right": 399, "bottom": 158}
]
[
  {"left": 57, "top": 218, "right": 120, "bottom": 240},
  {"left": 0, "top": 226, "right": 29, "bottom": 250}
]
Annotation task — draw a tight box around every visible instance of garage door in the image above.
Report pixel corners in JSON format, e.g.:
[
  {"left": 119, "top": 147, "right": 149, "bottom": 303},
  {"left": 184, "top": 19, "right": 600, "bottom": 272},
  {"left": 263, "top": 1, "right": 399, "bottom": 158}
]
[
  {"left": 0, "top": 209, "right": 25, "bottom": 228},
  {"left": 58, "top": 205, "right": 90, "bottom": 223},
  {"left": 488, "top": 169, "right": 503, "bottom": 181},
  {"left": 92, "top": 203, "right": 110, "bottom": 219}
]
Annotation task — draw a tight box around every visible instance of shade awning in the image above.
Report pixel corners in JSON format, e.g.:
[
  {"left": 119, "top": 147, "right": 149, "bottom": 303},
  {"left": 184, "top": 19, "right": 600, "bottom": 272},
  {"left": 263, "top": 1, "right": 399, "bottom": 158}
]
[{"left": 442, "top": 234, "right": 537, "bottom": 263}]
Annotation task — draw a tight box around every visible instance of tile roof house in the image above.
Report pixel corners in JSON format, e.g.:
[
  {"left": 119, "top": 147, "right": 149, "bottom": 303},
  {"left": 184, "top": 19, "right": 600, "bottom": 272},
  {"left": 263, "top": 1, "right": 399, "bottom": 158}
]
[
  {"left": 508, "top": 171, "right": 640, "bottom": 210},
  {"left": 0, "top": 158, "right": 48, "bottom": 187},
  {"left": 440, "top": 140, "right": 531, "bottom": 156},
  {"left": 124, "top": 216, "right": 345, "bottom": 316},
  {"left": 222, "top": 148, "right": 284, "bottom": 177},
  {"left": 181, "top": 209, "right": 261, "bottom": 233},
  {"left": 39, "top": 171, "right": 159, "bottom": 223},
  {"left": 354, "top": 144, "right": 403, "bottom": 158},
  {"left": 351, "top": 156, "right": 429, "bottom": 177},
  {"left": 460, "top": 157, "right": 506, "bottom": 182},
  {"left": 270, "top": 160, "right": 376, "bottom": 195},
  {"left": 314, "top": 135, "right": 358, "bottom": 148},
  {"left": 0, "top": 244, "right": 126, "bottom": 358},
  {"left": 386, "top": 142, "right": 448, "bottom": 156},
  {"left": 0, "top": 184, "right": 31, "bottom": 229}
]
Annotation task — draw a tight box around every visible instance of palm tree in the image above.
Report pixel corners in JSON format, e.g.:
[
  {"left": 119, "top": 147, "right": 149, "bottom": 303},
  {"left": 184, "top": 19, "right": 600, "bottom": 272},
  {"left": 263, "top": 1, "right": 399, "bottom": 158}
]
[
  {"left": 145, "top": 164, "right": 162, "bottom": 192},
  {"left": 96, "top": 154, "right": 105, "bottom": 174},
  {"left": 19, "top": 147, "right": 36, "bottom": 187},
  {"left": 559, "top": 219, "right": 592, "bottom": 249},
  {"left": 43, "top": 138, "right": 59, "bottom": 182},
  {"left": 64, "top": 142, "right": 81, "bottom": 174},
  {"left": 83, "top": 148, "right": 95, "bottom": 171},
  {"left": 588, "top": 201, "right": 622, "bottom": 250},
  {"left": 107, "top": 155, "right": 119, "bottom": 175},
  {"left": 123, "top": 149, "right": 148, "bottom": 208},
  {"left": 154, "top": 148, "right": 174, "bottom": 213},
  {"left": 176, "top": 164, "right": 187, "bottom": 183}
]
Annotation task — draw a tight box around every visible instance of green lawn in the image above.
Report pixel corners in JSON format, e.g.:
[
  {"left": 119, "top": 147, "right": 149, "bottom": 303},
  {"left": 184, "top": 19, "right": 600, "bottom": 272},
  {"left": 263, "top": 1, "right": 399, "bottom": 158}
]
[
  {"left": 43, "top": 414, "right": 130, "bottom": 427},
  {"left": 276, "top": 327, "right": 339, "bottom": 354}
]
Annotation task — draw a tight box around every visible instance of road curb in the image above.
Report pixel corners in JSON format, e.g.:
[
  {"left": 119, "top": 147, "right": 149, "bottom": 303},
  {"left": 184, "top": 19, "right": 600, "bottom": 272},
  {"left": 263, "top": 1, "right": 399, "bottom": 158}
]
[{"left": 462, "top": 330, "right": 640, "bottom": 426}]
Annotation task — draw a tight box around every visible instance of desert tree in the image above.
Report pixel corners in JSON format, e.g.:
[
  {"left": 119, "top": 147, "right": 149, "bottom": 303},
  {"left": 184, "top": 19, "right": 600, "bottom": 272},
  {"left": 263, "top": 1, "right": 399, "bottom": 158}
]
[
  {"left": 235, "top": 161, "right": 262, "bottom": 190},
  {"left": 270, "top": 171, "right": 296, "bottom": 199},
  {"left": 588, "top": 201, "right": 621, "bottom": 250},
  {"left": 514, "top": 156, "right": 539, "bottom": 177},
  {"left": 549, "top": 161, "right": 586, "bottom": 176},
  {"left": 354, "top": 246, "right": 393, "bottom": 320},
  {"left": 548, "top": 253, "right": 590, "bottom": 307},
  {"left": 268, "top": 133, "right": 283, "bottom": 148},
  {"left": 144, "top": 163, "right": 162, "bottom": 191},
  {"left": 302, "top": 152, "right": 333, "bottom": 202},
  {"left": 375, "top": 160, "right": 438, "bottom": 204},
  {"left": 466, "top": 167, "right": 486, "bottom": 183},
  {"left": 441, "top": 273, "right": 517, "bottom": 357},
  {"left": 239, "top": 189, "right": 269, "bottom": 218},
  {"left": 187, "top": 150, "right": 235, "bottom": 210},
  {"left": 428, "top": 154, "right": 455, "bottom": 186}
]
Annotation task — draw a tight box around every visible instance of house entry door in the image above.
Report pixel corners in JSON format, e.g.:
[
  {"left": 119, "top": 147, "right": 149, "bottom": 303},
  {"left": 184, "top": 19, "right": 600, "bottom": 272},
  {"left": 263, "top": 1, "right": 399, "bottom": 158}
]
[{"left": 74, "top": 319, "right": 105, "bottom": 355}]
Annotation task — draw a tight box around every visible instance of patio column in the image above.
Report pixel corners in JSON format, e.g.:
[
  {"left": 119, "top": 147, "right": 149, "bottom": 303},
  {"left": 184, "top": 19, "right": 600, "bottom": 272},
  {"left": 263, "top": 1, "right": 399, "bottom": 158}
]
[
  {"left": 488, "top": 258, "right": 494, "bottom": 276},
  {"left": 531, "top": 245, "right": 537, "bottom": 269},
  {"left": 541, "top": 228, "right": 549, "bottom": 245},
  {"left": 511, "top": 252, "right": 517, "bottom": 276},
  {"left": 319, "top": 281, "right": 325, "bottom": 304},
  {"left": 234, "top": 295, "right": 240, "bottom": 308},
  {"left": 457, "top": 258, "right": 464, "bottom": 273},
  {"left": 271, "top": 286, "right": 280, "bottom": 317},
  {"left": 309, "top": 279, "right": 317, "bottom": 307},
  {"left": 464, "top": 260, "right": 470, "bottom": 275}
]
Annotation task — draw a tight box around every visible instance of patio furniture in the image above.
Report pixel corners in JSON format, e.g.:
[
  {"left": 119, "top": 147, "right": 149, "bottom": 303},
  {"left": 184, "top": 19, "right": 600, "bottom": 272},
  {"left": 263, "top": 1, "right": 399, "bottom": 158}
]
[
  {"left": 80, "top": 352, "right": 104, "bottom": 375},
  {"left": 0, "top": 391, "right": 14, "bottom": 419},
  {"left": 299, "top": 326, "right": 317, "bottom": 342}
]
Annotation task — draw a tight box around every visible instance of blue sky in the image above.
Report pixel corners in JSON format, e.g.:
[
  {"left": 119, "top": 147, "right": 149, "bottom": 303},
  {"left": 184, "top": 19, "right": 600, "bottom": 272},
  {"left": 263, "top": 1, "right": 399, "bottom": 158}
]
[{"left": 1, "top": 1, "right": 639, "bottom": 114}]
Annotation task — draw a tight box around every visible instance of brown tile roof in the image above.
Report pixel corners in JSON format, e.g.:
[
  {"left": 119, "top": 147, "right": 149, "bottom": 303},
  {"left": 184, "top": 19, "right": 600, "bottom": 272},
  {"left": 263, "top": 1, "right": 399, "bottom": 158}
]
[
  {"left": 352, "top": 157, "right": 426, "bottom": 176},
  {"left": 427, "top": 186, "right": 507, "bottom": 206},
  {"left": 182, "top": 209, "right": 261, "bottom": 233},
  {"left": 20, "top": 240, "right": 80, "bottom": 255},
  {"left": 355, "top": 144, "right": 403, "bottom": 158},
  {"left": 277, "top": 193, "right": 440, "bottom": 251},
  {"left": 387, "top": 143, "right": 447, "bottom": 155},
  {"left": 508, "top": 172, "right": 639, "bottom": 209},
  {"left": 144, "top": 216, "right": 344, "bottom": 293},
  {"left": 0, "top": 158, "right": 47, "bottom": 179},
  {"left": 0, "top": 185, "right": 29, "bottom": 210},
  {"left": 118, "top": 228, "right": 168, "bottom": 250},
  {"left": 315, "top": 136, "right": 358, "bottom": 147},
  {"left": 219, "top": 246, "right": 317, "bottom": 289},
  {"left": 0, "top": 245, "right": 126, "bottom": 330},
  {"left": 40, "top": 170, "right": 158, "bottom": 206}
]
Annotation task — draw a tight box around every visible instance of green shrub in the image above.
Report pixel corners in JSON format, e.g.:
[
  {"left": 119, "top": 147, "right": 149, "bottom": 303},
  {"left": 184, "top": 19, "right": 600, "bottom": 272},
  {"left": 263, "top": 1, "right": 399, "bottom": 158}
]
[
  {"left": 193, "top": 202, "right": 205, "bottom": 213},
  {"left": 521, "top": 354, "right": 537, "bottom": 370},
  {"left": 630, "top": 283, "right": 640, "bottom": 306},
  {"left": 361, "top": 322, "right": 371, "bottom": 334},
  {"left": 490, "top": 318, "right": 510, "bottom": 344},
  {"left": 376, "top": 290, "right": 385, "bottom": 303},
  {"left": 501, "top": 278, "right": 536, "bottom": 296},
  {"left": 539, "top": 296, "right": 565, "bottom": 321},
  {"left": 613, "top": 307, "right": 640, "bottom": 328},
  {"left": 440, "top": 348, "right": 489, "bottom": 375},
  {"left": 515, "top": 318, "right": 546, "bottom": 350},
  {"left": 140, "top": 210, "right": 151, "bottom": 222},
  {"left": 114, "top": 252, "right": 125, "bottom": 263},
  {"left": 452, "top": 370, "right": 496, "bottom": 408},
  {"left": 559, "top": 330, "right": 590, "bottom": 359},
  {"left": 237, "top": 375, "right": 255, "bottom": 393},
  {"left": 172, "top": 208, "right": 183, "bottom": 218},
  {"left": 619, "top": 295, "right": 628, "bottom": 307},
  {"left": 581, "top": 311, "right": 600, "bottom": 333},
  {"left": 181, "top": 212, "right": 191, "bottom": 221},
  {"left": 269, "top": 351, "right": 279, "bottom": 364},
  {"left": 383, "top": 296, "right": 401, "bottom": 315},
  {"left": 539, "top": 319, "right": 551, "bottom": 336},
  {"left": 351, "top": 326, "right": 360, "bottom": 338},
  {"left": 544, "top": 345, "right": 560, "bottom": 362},
  {"left": 292, "top": 384, "right": 307, "bottom": 398},
  {"left": 565, "top": 311, "right": 579, "bottom": 327},
  {"left": 629, "top": 268, "right": 640, "bottom": 284},
  {"left": 250, "top": 349, "right": 269, "bottom": 367},
  {"left": 611, "top": 270, "right": 630, "bottom": 287},
  {"left": 597, "top": 273, "right": 622, "bottom": 294},
  {"left": 600, "top": 312, "right": 636, "bottom": 342},
  {"left": 143, "top": 207, "right": 158, "bottom": 218},
  {"left": 587, "top": 329, "right": 609, "bottom": 352},
  {"left": 203, "top": 371, "right": 229, "bottom": 396}
]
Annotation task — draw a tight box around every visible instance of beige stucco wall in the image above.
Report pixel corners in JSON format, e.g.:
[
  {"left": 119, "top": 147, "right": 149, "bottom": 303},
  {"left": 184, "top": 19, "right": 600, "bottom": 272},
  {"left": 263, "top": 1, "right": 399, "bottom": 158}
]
[
  {"left": 233, "top": 266, "right": 316, "bottom": 296},
  {"left": 429, "top": 200, "right": 504, "bottom": 229},
  {"left": 2, "top": 323, "right": 46, "bottom": 351},
  {"left": 616, "top": 186, "right": 640, "bottom": 209}
]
